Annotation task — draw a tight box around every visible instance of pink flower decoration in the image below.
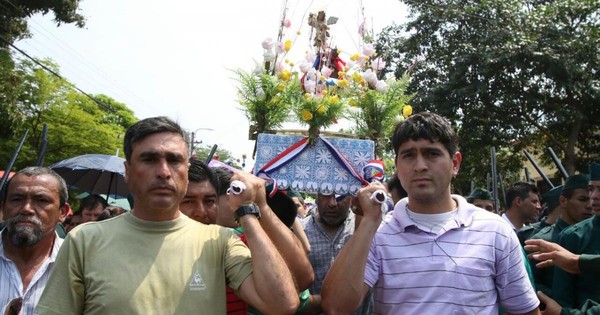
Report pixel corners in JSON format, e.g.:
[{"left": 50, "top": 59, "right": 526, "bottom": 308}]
[
  {"left": 322, "top": 66, "right": 332, "bottom": 78},
  {"left": 283, "top": 19, "right": 292, "bottom": 28},
  {"left": 363, "top": 44, "right": 375, "bottom": 57},
  {"left": 276, "top": 42, "right": 286, "bottom": 54},
  {"left": 371, "top": 57, "right": 386, "bottom": 71},
  {"left": 262, "top": 38, "right": 274, "bottom": 50}
]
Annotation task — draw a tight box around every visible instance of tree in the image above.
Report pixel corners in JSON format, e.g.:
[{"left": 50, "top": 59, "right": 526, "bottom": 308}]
[
  {"left": 193, "top": 144, "right": 243, "bottom": 169},
  {"left": 376, "top": 0, "right": 599, "bottom": 193},
  {"left": 0, "top": 58, "right": 137, "bottom": 170},
  {"left": 0, "top": 0, "right": 85, "bottom": 46}
]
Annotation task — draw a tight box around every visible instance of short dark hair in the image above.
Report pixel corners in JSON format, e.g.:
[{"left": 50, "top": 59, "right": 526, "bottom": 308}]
[
  {"left": 505, "top": 182, "right": 539, "bottom": 208},
  {"left": 123, "top": 116, "right": 189, "bottom": 162},
  {"left": 78, "top": 194, "right": 108, "bottom": 212},
  {"left": 188, "top": 158, "right": 219, "bottom": 192},
  {"left": 391, "top": 112, "right": 459, "bottom": 157},
  {"left": 386, "top": 175, "right": 407, "bottom": 199},
  {"left": 2, "top": 166, "right": 68, "bottom": 206},
  {"left": 212, "top": 167, "right": 234, "bottom": 196}
]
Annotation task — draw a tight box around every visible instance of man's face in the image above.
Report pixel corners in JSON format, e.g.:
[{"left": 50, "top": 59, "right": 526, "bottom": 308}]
[
  {"left": 2, "top": 174, "right": 67, "bottom": 247},
  {"left": 519, "top": 191, "right": 542, "bottom": 223},
  {"left": 562, "top": 188, "right": 592, "bottom": 224},
  {"left": 293, "top": 197, "right": 307, "bottom": 217},
  {"left": 316, "top": 194, "right": 350, "bottom": 227},
  {"left": 395, "top": 139, "right": 461, "bottom": 206},
  {"left": 80, "top": 203, "right": 104, "bottom": 223},
  {"left": 124, "top": 132, "right": 189, "bottom": 214},
  {"left": 472, "top": 199, "right": 494, "bottom": 212},
  {"left": 179, "top": 180, "right": 217, "bottom": 225},
  {"left": 64, "top": 215, "right": 81, "bottom": 232},
  {"left": 216, "top": 194, "right": 237, "bottom": 228},
  {"left": 589, "top": 180, "right": 600, "bottom": 215}
]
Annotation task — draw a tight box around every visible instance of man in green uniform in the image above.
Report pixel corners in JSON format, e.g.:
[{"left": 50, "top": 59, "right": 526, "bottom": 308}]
[
  {"left": 518, "top": 185, "right": 563, "bottom": 246},
  {"left": 551, "top": 163, "right": 600, "bottom": 310},
  {"left": 529, "top": 175, "right": 591, "bottom": 295},
  {"left": 466, "top": 188, "right": 495, "bottom": 212}
]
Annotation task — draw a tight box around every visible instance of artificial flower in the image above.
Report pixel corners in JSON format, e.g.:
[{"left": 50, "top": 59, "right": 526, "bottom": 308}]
[
  {"left": 363, "top": 69, "right": 378, "bottom": 85},
  {"left": 403, "top": 105, "right": 413, "bottom": 118},
  {"left": 283, "top": 19, "right": 291, "bottom": 28},
  {"left": 349, "top": 99, "right": 358, "bottom": 107},
  {"left": 316, "top": 104, "right": 327, "bottom": 114},
  {"left": 299, "top": 61, "right": 311, "bottom": 73},
  {"left": 337, "top": 79, "right": 349, "bottom": 88},
  {"left": 262, "top": 38, "right": 274, "bottom": 50},
  {"left": 371, "top": 57, "right": 386, "bottom": 71},
  {"left": 322, "top": 66, "right": 332, "bottom": 78},
  {"left": 327, "top": 94, "right": 340, "bottom": 105},
  {"left": 279, "top": 70, "right": 292, "bottom": 81},
  {"left": 276, "top": 42, "right": 285, "bottom": 54},
  {"left": 277, "top": 82, "right": 286, "bottom": 91},
  {"left": 284, "top": 40, "right": 292, "bottom": 51},
  {"left": 350, "top": 53, "right": 360, "bottom": 61},
  {"left": 375, "top": 80, "right": 387, "bottom": 92},
  {"left": 301, "top": 109, "right": 313, "bottom": 121},
  {"left": 362, "top": 44, "right": 375, "bottom": 57}
]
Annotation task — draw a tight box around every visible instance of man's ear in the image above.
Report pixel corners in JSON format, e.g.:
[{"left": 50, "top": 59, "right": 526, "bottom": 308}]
[
  {"left": 58, "top": 203, "right": 71, "bottom": 223},
  {"left": 124, "top": 161, "right": 129, "bottom": 183},
  {"left": 452, "top": 151, "right": 462, "bottom": 177}
]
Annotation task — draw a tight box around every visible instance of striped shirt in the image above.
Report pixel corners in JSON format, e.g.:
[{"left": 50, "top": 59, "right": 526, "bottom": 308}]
[
  {"left": 1, "top": 230, "right": 63, "bottom": 315},
  {"left": 364, "top": 195, "right": 539, "bottom": 314}
]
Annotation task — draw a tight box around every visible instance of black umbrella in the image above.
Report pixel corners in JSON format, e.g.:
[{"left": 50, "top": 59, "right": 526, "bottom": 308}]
[{"left": 50, "top": 154, "right": 129, "bottom": 197}]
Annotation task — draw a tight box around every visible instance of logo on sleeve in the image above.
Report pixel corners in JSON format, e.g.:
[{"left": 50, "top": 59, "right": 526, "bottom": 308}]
[{"left": 189, "top": 271, "right": 206, "bottom": 291}]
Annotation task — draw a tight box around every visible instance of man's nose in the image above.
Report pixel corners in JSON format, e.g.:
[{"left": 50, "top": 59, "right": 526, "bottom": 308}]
[{"left": 156, "top": 160, "right": 172, "bottom": 179}]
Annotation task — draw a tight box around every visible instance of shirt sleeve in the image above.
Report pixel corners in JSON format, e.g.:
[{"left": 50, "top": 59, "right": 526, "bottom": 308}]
[
  {"left": 579, "top": 254, "right": 600, "bottom": 275},
  {"left": 223, "top": 231, "right": 253, "bottom": 291},
  {"left": 363, "top": 237, "right": 379, "bottom": 288},
  {"left": 554, "top": 230, "right": 580, "bottom": 308},
  {"left": 496, "top": 230, "right": 540, "bottom": 314}
]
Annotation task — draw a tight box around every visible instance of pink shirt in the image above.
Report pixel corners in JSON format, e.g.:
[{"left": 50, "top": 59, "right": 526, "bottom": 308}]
[{"left": 364, "top": 195, "right": 539, "bottom": 314}]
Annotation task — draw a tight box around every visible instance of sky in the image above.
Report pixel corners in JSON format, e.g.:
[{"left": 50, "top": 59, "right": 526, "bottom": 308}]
[{"left": 17, "top": 0, "right": 408, "bottom": 170}]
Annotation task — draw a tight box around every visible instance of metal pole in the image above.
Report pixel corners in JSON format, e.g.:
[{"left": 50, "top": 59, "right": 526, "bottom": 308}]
[
  {"left": 524, "top": 167, "right": 531, "bottom": 183},
  {"left": 205, "top": 144, "right": 218, "bottom": 164},
  {"left": 0, "top": 129, "right": 29, "bottom": 192},
  {"left": 547, "top": 147, "right": 569, "bottom": 179},
  {"left": 36, "top": 124, "right": 48, "bottom": 166},
  {"left": 499, "top": 173, "right": 507, "bottom": 208},
  {"left": 523, "top": 150, "right": 554, "bottom": 188},
  {"left": 491, "top": 147, "right": 499, "bottom": 213}
]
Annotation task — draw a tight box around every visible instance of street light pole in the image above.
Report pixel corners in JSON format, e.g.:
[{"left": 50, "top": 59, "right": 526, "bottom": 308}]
[{"left": 188, "top": 128, "right": 214, "bottom": 157}]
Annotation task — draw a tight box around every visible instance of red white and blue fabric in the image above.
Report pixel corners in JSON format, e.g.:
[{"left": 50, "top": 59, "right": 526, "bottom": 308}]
[{"left": 257, "top": 136, "right": 369, "bottom": 194}]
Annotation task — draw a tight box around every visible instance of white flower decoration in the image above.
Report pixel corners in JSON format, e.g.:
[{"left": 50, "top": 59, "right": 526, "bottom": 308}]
[
  {"left": 334, "top": 168, "right": 349, "bottom": 181},
  {"left": 353, "top": 151, "right": 370, "bottom": 166}
]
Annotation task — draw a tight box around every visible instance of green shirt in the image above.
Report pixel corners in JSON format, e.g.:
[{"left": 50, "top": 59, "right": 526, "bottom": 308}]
[
  {"left": 580, "top": 254, "right": 600, "bottom": 275},
  {"left": 529, "top": 218, "right": 570, "bottom": 296},
  {"left": 553, "top": 216, "right": 600, "bottom": 309}
]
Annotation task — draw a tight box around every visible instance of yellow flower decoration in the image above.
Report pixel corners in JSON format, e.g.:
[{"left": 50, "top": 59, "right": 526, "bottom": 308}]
[
  {"left": 349, "top": 99, "right": 358, "bottom": 107},
  {"left": 352, "top": 72, "right": 364, "bottom": 83},
  {"left": 276, "top": 83, "right": 286, "bottom": 91},
  {"left": 316, "top": 104, "right": 327, "bottom": 114},
  {"left": 402, "top": 105, "right": 413, "bottom": 118},
  {"left": 301, "top": 109, "right": 313, "bottom": 121},
  {"left": 337, "top": 79, "right": 349, "bottom": 88},
  {"left": 327, "top": 95, "right": 340, "bottom": 105},
  {"left": 284, "top": 40, "right": 292, "bottom": 51},
  {"left": 279, "top": 70, "right": 292, "bottom": 81},
  {"left": 350, "top": 53, "right": 360, "bottom": 61},
  {"left": 304, "top": 93, "right": 311, "bottom": 99},
  {"left": 321, "top": 90, "right": 328, "bottom": 96}
]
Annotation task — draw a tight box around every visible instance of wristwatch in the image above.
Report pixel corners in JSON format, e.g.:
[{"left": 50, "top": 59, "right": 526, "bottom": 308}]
[{"left": 234, "top": 203, "right": 261, "bottom": 223}]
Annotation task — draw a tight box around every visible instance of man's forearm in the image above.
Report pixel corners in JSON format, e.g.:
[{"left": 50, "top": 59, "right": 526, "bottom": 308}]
[
  {"left": 321, "top": 216, "right": 380, "bottom": 315},
  {"left": 242, "top": 215, "right": 298, "bottom": 313},
  {"left": 258, "top": 205, "right": 314, "bottom": 291}
]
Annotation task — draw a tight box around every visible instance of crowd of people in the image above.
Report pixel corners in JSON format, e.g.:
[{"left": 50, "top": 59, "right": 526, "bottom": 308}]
[{"left": 1, "top": 112, "right": 598, "bottom": 314}]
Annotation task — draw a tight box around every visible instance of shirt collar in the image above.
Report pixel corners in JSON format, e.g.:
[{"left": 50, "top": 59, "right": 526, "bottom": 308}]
[{"left": 392, "top": 195, "right": 475, "bottom": 232}]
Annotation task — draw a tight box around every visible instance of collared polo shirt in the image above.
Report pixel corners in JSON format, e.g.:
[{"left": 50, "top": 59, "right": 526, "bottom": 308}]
[{"left": 364, "top": 195, "right": 539, "bottom": 314}]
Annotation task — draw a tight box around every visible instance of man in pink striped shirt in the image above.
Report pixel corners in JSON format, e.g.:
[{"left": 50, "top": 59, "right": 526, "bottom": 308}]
[{"left": 321, "top": 112, "right": 541, "bottom": 315}]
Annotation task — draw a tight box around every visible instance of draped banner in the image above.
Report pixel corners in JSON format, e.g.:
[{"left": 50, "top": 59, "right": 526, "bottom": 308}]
[{"left": 254, "top": 133, "right": 374, "bottom": 195}]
